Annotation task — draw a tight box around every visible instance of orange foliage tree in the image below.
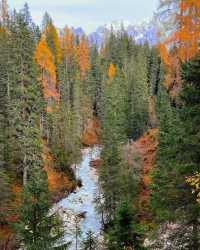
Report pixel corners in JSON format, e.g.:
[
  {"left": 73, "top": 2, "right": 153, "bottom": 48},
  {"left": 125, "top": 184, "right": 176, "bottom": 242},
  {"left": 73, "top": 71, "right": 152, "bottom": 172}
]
[
  {"left": 76, "top": 36, "right": 90, "bottom": 78},
  {"left": 35, "top": 37, "right": 59, "bottom": 104},
  {"left": 108, "top": 63, "right": 116, "bottom": 80},
  {"left": 158, "top": 0, "right": 200, "bottom": 95},
  {"left": 166, "top": 0, "right": 200, "bottom": 62},
  {"left": 60, "top": 26, "right": 75, "bottom": 63}
]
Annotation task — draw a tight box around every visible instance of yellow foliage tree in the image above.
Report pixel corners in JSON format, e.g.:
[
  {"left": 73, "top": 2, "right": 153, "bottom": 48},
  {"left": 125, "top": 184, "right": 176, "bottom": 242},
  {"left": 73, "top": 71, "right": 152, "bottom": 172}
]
[{"left": 186, "top": 173, "right": 200, "bottom": 204}]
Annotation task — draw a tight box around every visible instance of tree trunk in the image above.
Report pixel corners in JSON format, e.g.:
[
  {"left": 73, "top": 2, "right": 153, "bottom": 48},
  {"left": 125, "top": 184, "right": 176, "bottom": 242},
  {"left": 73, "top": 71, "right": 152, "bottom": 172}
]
[{"left": 23, "top": 155, "right": 28, "bottom": 186}]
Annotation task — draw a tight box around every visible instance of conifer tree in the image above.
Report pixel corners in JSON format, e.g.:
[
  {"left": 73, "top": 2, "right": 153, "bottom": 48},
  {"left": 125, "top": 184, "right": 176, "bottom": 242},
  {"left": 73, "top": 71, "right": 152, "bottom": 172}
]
[
  {"left": 151, "top": 82, "right": 200, "bottom": 248},
  {"left": 126, "top": 48, "right": 149, "bottom": 139},
  {"left": 42, "top": 13, "right": 61, "bottom": 66},
  {"left": 100, "top": 67, "right": 128, "bottom": 219},
  {"left": 81, "top": 231, "right": 97, "bottom": 250},
  {"left": 107, "top": 201, "right": 137, "bottom": 250},
  {"left": 87, "top": 44, "right": 102, "bottom": 116},
  {"left": 0, "top": 25, "right": 8, "bottom": 169},
  {"left": 0, "top": 170, "right": 13, "bottom": 224},
  {"left": 6, "top": 6, "right": 43, "bottom": 183},
  {"left": 17, "top": 168, "right": 69, "bottom": 250}
]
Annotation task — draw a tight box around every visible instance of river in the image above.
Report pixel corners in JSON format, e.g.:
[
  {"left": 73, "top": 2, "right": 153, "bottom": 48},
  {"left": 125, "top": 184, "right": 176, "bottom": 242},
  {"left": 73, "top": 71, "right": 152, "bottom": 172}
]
[{"left": 53, "top": 146, "right": 102, "bottom": 249}]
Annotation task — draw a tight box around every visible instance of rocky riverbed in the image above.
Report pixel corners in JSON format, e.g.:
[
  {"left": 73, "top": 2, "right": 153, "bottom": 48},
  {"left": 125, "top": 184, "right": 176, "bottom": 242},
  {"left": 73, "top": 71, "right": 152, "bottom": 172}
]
[{"left": 53, "top": 147, "right": 103, "bottom": 249}]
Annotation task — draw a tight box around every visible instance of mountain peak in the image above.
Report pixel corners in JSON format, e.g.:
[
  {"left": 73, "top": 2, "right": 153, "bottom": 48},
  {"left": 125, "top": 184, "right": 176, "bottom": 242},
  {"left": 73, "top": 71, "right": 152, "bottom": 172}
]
[
  {"left": 88, "top": 19, "right": 159, "bottom": 47},
  {"left": 104, "top": 20, "right": 131, "bottom": 31}
]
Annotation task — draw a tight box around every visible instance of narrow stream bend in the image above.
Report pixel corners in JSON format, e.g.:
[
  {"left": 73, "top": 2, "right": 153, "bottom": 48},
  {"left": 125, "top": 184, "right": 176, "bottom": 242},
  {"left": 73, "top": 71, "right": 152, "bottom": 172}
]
[{"left": 54, "top": 146, "right": 102, "bottom": 249}]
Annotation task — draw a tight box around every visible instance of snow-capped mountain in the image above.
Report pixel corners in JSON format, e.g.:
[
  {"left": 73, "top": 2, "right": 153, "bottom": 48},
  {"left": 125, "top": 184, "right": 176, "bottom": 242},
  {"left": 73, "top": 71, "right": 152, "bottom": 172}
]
[
  {"left": 126, "top": 19, "right": 158, "bottom": 45},
  {"left": 71, "top": 19, "right": 159, "bottom": 47},
  {"left": 104, "top": 20, "right": 131, "bottom": 31},
  {"left": 87, "top": 19, "right": 159, "bottom": 47}
]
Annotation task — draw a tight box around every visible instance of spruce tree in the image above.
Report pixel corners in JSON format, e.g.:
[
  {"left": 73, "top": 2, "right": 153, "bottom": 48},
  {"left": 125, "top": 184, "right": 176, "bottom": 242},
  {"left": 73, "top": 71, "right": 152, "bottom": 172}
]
[
  {"left": 126, "top": 48, "right": 149, "bottom": 139},
  {"left": 17, "top": 168, "right": 69, "bottom": 250},
  {"left": 0, "top": 25, "right": 8, "bottom": 169},
  {"left": 88, "top": 44, "right": 102, "bottom": 117},
  {"left": 6, "top": 6, "right": 44, "bottom": 183},
  {"left": 107, "top": 201, "right": 137, "bottom": 250},
  {"left": 100, "top": 68, "right": 128, "bottom": 219},
  {"left": 151, "top": 81, "right": 200, "bottom": 248}
]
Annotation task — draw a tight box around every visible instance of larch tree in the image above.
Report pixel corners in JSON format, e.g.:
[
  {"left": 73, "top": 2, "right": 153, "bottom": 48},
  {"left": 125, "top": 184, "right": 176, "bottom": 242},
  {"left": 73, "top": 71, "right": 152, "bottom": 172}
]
[
  {"left": 174, "top": 0, "right": 200, "bottom": 61},
  {"left": 76, "top": 36, "right": 90, "bottom": 79},
  {"left": 158, "top": 0, "right": 200, "bottom": 96},
  {"left": 107, "top": 63, "right": 116, "bottom": 81},
  {"left": 61, "top": 26, "right": 75, "bottom": 65},
  {"left": 44, "top": 21, "right": 61, "bottom": 66},
  {"left": 35, "top": 37, "right": 59, "bottom": 105}
]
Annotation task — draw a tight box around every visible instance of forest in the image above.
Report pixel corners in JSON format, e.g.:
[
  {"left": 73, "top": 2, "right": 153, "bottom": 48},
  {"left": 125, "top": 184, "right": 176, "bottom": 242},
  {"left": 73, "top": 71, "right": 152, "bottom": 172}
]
[{"left": 0, "top": 0, "right": 200, "bottom": 249}]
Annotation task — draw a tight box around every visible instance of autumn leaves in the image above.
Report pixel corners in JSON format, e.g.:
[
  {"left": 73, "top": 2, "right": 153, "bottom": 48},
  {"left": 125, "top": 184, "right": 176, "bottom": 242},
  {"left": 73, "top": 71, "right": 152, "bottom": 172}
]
[
  {"left": 35, "top": 20, "right": 91, "bottom": 109},
  {"left": 159, "top": 0, "right": 200, "bottom": 95}
]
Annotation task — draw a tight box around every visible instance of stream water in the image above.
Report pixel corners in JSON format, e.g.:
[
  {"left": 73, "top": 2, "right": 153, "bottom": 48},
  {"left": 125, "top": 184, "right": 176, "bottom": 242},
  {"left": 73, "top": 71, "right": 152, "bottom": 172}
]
[{"left": 54, "top": 146, "right": 102, "bottom": 249}]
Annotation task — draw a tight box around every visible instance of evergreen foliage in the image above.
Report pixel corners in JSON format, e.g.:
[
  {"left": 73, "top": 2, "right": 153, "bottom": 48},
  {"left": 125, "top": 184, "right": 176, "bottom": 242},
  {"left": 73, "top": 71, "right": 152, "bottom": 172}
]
[
  {"left": 151, "top": 56, "right": 200, "bottom": 248},
  {"left": 1, "top": 1, "right": 200, "bottom": 248},
  {"left": 107, "top": 201, "right": 142, "bottom": 250},
  {"left": 81, "top": 231, "right": 97, "bottom": 250},
  {"left": 17, "top": 168, "right": 69, "bottom": 250}
]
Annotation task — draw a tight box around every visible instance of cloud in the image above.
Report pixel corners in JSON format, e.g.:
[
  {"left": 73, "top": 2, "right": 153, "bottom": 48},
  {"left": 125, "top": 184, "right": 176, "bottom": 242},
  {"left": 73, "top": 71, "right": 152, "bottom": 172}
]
[
  {"left": 8, "top": 0, "right": 159, "bottom": 32},
  {"left": 9, "top": 0, "right": 94, "bottom": 8}
]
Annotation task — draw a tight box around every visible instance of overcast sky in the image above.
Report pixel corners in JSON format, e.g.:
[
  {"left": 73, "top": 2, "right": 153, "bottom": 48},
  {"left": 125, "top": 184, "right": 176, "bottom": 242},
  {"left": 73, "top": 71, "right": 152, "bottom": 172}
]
[{"left": 8, "top": 0, "right": 159, "bottom": 33}]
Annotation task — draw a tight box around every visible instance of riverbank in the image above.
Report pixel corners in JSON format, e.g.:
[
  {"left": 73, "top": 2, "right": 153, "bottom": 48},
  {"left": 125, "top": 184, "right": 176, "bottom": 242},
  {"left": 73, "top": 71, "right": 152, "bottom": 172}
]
[{"left": 42, "top": 140, "right": 77, "bottom": 203}]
